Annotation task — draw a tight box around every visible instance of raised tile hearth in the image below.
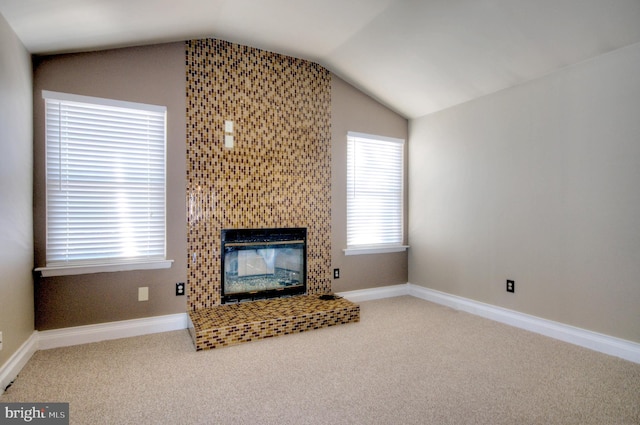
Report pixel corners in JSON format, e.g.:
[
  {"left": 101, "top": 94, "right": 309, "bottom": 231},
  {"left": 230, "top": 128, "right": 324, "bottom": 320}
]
[{"left": 188, "top": 295, "right": 360, "bottom": 350}]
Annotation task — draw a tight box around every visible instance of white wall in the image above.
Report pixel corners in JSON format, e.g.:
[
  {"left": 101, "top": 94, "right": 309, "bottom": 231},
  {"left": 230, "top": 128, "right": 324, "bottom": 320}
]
[
  {"left": 0, "top": 13, "right": 34, "bottom": 368},
  {"left": 409, "top": 42, "right": 640, "bottom": 343}
]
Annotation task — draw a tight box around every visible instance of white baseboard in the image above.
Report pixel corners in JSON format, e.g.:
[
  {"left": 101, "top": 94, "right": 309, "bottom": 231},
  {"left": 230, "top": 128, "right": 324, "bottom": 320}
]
[
  {"left": 0, "top": 331, "right": 38, "bottom": 393},
  {"left": 38, "top": 313, "right": 189, "bottom": 350},
  {"left": 1, "top": 313, "right": 189, "bottom": 394},
  {"left": 340, "top": 283, "right": 640, "bottom": 364},
  {"left": 3, "top": 287, "right": 639, "bottom": 394},
  {"left": 336, "top": 284, "right": 409, "bottom": 302}
]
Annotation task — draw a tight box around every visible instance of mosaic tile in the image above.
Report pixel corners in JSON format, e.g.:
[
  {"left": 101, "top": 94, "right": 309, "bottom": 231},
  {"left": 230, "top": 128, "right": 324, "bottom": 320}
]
[
  {"left": 186, "top": 39, "right": 332, "bottom": 310},
  {"left": 188, "top": 295, "right": 360, "bottom": 350}
]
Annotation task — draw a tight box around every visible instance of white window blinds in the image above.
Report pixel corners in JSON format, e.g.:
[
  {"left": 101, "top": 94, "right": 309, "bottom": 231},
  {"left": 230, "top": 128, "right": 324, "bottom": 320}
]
[
  {"left": 42, "top": 91, "right": 167, "bottom": 268},
  {"left": 347, "top": 131, "right": 404, "bottom": 249}
]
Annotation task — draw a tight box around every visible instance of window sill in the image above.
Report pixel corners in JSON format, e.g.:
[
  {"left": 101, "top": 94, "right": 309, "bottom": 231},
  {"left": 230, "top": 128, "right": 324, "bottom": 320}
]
[
  {"left": 35, "top": 259, "right": 174, "bottom": 277},
  {"left": 343, "top": 245, "right": 409, "bottom": 256}
]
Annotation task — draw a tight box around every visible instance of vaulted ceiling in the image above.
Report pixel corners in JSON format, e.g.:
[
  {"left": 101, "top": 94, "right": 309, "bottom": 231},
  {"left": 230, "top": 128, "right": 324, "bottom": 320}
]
[{"left": 2, "top": 0, "right": 640, "bottom": 118}]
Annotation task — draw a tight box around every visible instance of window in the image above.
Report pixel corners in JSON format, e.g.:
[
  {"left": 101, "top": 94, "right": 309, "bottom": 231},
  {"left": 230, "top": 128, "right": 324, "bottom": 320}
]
[
  {"left": 37, "top": 91, "right": 172, "bottom": 276},
  {"left": 345, "top": 131, "right": 407, "bottom": 255}
]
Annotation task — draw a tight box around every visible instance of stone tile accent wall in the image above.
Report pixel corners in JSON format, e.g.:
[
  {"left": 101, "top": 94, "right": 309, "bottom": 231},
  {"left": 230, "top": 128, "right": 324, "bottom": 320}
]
[
  {"left": 188, "top": 295, "right": 360, "bottom": 350},
  {"left": 186, "top": 39, "right": 332, "bottom": 310}
]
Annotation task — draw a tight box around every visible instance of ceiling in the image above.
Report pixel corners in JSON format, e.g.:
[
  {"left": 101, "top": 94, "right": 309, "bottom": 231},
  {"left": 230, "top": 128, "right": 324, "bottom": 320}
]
[{"left": 2, "top": 0, "right": 640, "bottom": 119}]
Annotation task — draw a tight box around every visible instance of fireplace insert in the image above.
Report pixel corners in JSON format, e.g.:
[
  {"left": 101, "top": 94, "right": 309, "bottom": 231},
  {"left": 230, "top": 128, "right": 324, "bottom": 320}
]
[{"left": 221, "top": 228, "right": 307, "bottom": 303}]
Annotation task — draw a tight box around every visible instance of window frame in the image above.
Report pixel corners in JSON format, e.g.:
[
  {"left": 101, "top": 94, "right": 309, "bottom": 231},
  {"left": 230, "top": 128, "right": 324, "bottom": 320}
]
[
  {"left": 344, "top": 131, "right": 408, "bottom": 256},
  {"left": 35, "top": 91, "right": 173, "bottom": 277}
]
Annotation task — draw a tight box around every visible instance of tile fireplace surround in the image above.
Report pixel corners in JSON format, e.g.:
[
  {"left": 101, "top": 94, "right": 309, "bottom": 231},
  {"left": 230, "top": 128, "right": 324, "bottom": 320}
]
[
  {"left": 188, "top": 295, "right": 360, "bottom": 350},
  {"left": 186, "top": 39, "right": 332, "bottom": 309},
  {"left": 185, "top": 39, "right": 339, "bottom": 350}
]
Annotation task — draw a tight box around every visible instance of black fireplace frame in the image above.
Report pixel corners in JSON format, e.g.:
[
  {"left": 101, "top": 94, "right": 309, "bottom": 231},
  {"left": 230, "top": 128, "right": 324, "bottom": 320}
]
[{"left": 221, "top": 228, "right": 307, "bottom": 304}]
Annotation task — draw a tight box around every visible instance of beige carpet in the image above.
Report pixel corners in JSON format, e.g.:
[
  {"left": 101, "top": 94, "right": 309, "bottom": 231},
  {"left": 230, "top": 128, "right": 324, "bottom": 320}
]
[{"left": 2, "top": 296, "right": 639, "bottom": 424}]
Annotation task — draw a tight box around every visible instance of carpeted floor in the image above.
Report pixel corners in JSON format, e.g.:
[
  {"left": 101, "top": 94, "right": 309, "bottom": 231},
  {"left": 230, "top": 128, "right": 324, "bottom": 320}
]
[{"left": 2, "top": 296, "right": 639, "bottom": 424}]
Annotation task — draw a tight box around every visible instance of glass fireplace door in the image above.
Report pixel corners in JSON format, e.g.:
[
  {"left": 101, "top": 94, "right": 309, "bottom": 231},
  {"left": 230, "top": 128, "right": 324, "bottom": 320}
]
[{"left": 221, "top": 228, "right": 306, "bottom": 303}]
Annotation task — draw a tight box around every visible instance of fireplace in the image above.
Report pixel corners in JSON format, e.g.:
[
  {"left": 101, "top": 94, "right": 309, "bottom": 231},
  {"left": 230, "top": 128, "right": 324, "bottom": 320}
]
[{"left": 221, "top": 228, "right": 307, "bottom": 303}]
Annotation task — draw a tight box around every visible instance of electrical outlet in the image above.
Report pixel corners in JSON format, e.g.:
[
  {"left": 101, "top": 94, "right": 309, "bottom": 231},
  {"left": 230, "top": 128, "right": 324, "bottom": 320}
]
[
  {"left": 333, "top": 268, "right": 340, "bottom": 279},
  {"left": 506, "top": 279, "right": 515, "bottom": 293},
  {"left": 138, "top": 286, "right": 149, "bottom": 301},
  {"left": 176, "top": 282, "right": 185, "bottom": 296}
]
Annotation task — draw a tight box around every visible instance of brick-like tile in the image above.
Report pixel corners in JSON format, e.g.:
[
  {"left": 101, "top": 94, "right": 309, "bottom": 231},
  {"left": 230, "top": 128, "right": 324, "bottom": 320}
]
[
  {"left": 189, "top": 295, "right": 360, "bottom": 350},
  {"left": 186, "top": 39, "right": 332, "bottom": 310}
]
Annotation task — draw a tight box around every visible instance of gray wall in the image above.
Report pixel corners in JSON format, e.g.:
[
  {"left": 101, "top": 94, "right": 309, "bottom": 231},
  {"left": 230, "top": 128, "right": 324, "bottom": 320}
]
[
  {"left": 409, "top": 43, "right": 640, "bottom": 343},
  {"left": 331, "top": 76, "right": 409, "bottom": 292},
  {"left": 0, "top": 14, "right": 34, "bottom": 368},
  {"left": 30, "top": 43, "right": 409, "bottom": 330},
  {"left": 33, "top": 43, "right": 188, "bottom": 330}
]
